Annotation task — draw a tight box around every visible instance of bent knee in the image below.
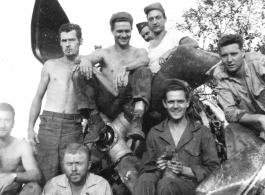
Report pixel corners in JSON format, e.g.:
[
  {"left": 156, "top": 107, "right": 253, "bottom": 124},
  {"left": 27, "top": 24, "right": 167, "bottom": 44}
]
[
  {"left": 135, "top": 66, "right": 152, "bottom": 76},
  {"left": 20, "top": 182, "right": 41, "bottom": 195},
  {"left": 138, "top": 173, "right": 158, "bottom": 184},
  {"left": 72, "top": 69, "right": 82, "bottom": 80}
]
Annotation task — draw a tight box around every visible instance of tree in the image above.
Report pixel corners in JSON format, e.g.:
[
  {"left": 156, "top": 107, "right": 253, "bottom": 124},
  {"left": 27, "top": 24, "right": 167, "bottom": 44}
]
[{"left": 175, "top": 0, "right": 265, "bottom": 53}]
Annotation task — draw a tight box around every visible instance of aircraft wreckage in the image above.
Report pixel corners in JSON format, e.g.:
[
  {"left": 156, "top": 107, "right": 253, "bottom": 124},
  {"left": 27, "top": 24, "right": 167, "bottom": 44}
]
[{"left": 31, "top": 0, "right": 265, "bottom": 194}]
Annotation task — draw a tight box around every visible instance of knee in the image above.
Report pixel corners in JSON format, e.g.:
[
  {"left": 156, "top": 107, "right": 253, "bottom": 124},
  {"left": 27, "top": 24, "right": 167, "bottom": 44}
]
[
  {"left": 135, "top": 66, "right": 152, "bottom": 77},
  {"left": 20, "top": 182, "right": 42, "bottom": 195},
  {"left": 72, "top": 69, "right": 81, "bottom": 81}
]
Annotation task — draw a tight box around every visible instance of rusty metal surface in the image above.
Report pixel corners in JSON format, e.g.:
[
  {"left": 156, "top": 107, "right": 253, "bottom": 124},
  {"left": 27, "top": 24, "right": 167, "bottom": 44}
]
[{"left": 196, "top": 136, "right": 265, "bottom": 195}]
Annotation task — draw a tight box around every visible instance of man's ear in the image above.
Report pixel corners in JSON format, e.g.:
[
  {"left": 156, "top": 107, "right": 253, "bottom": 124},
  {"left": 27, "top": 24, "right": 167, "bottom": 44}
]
[
  {"left": 186, "top": 100, "right": 190, "bottom": 108},
  {"left": 79, "top": 38, "right": 83, "bottom": 45},
  {"left": 87, "top": 160, "right": 92, "bottom": 171},
  {"left": 242, "top": 50, "right": 245, "bottom": 58}
]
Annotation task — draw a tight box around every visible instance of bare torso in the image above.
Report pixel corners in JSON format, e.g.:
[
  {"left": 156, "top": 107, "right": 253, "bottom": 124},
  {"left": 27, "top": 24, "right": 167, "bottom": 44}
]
[
  {"left": 44, "top": 58, "right": 79, "bottom": 114},
  {"left": 0, "top": 137, "right": 26, "bottom": 191},
  {"left": 99, "top": 46, "right": 139, "bottom": 83}
]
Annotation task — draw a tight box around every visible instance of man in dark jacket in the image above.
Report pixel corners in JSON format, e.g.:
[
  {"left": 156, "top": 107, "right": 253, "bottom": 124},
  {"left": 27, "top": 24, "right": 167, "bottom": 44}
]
[{"left": 133, "top": 79, "right": 220, "bottom": 195}]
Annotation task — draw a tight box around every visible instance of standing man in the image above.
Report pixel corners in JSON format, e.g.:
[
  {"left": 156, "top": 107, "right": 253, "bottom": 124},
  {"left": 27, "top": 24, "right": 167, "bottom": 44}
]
[
  {"left": 73, "top": 12, "right": 152, "bottom": 142},
  {"left": 27, "top": 23, "right": 84, "bottom": 187},
  {"left": 136, "top": 22, "right": 154, "bottom": 42},
  {"left": 134, "top": 79, "right": 220, "bottom": 195},
  {"left": 144, "top": 2, "right": 199, "bottom": 74},
  {"left": 213, "top": 34, "right": 265, "bottom": 158},
  {"left": 42, "top": 143, "right": 112, "bottom": 195},
  {"left": 0, "top": 103, "right": 42, "bottom": 195}
]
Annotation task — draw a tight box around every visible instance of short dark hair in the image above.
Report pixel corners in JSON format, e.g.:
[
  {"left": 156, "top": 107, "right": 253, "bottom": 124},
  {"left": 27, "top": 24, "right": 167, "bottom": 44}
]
[
  {"left": 58, "top": 23, "right": 82, "bottom": 40},
  {"left": 162, "top": 85, "right": 190, "bottom": 101},
  {"left": 111, "top": 18, "right": 132, "bottom": 31},
  {"left": 218, "top": 34, "right": 244, "bottom": 53},
  {"left": 0, "top": 103, "right": 15, "bottom": 119},
  {"left": 64, "top": 143, "right": 91, "bottom": 161}
]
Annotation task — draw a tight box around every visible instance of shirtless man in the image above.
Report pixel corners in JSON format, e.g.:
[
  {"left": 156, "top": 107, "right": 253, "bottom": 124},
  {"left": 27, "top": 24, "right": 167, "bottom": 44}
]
[
  {"left": 0, "top": 103, "right": 41, "bottom": 195},
  {"left": 27, "top": 23, "right": 84, "bottom": 187},
  {"left": 144, "top": 2, "right": 199, "bottom": 74},
  {"left": 73, "top": 12, "right": 152, "bottom": 142},
  {"left": 136, "top": 22, "right": 154, "bottom": 42}
]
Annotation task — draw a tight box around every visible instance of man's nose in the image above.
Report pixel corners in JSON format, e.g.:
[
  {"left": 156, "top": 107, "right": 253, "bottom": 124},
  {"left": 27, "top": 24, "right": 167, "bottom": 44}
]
[
  {"left": 227, "top": 55, "right": 232, "bottom": 62},
  {"left": 66, "top": 40, "right": 70, "bottom": 46},
  {"left": 72, "top": 163, "right": 77, "bottom": 171},
  {"left": 173, "top": 102, "right": 179, "bottom": 108}
]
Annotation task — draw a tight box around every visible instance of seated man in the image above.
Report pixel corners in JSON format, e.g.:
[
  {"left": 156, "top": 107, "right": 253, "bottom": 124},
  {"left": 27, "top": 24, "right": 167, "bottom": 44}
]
[
  {"left": 144, "top": 2, "right": 199, "bottom": 74},
  {"left": 0, "top": 103, "right": 41, "bottom": 195},
  {"left": 134, "top": 79, "right": 220, "bottom": 195},
  {"left": 42, "top": 143, "right": 112, "bottom": 195},
  {"left": 73, "top": 12, "right": 152, "bottom": 142},
  {"left": 136, "top": 22, "right": 154, "bottom": 42},
  {"left": 213, "top": 34, "right": 265, "bottom": 158}
]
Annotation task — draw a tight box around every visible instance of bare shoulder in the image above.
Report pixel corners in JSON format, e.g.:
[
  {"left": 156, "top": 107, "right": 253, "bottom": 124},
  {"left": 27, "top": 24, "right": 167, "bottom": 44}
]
[
  {"left": 132, "top": 46, "right": 148, "bottom": 57},
  {"left": 14, "top": 138, "right": 33, "bottom": 155},
  {"left": 42, "top": 58, "right": 59, "bottom": 73}
]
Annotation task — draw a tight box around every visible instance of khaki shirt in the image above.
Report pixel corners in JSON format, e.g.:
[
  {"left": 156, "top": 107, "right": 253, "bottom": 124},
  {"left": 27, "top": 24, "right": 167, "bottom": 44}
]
[
  {"left": 42, "top": 173, "right": 113, "bottom": 195},
  {"left": 213, "top": 52, "right": 265, "bottom": 122},
  {"left": 140, "top": 118, "right": 220, "bottom": 184}
]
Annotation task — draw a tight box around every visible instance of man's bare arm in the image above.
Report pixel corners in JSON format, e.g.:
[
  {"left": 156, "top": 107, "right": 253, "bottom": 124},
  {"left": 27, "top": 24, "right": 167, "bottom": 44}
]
[
  {"left": 0, "top": 141, "right": 41, "bottom": 194},
  {"left": 78, "top": 49, "right": 105, "bottom": 79},
  {"left": 27, "top": 61, "right": 52, "bottom": 146},
  {"left": 239, "top": 114, "right": 265, "bottom": 132},
  {"left": 113, "top": 48, "right": 149, "bottom": 91},
  {"left": 159, "top": 36, "right": 199, "bottom": 66}
]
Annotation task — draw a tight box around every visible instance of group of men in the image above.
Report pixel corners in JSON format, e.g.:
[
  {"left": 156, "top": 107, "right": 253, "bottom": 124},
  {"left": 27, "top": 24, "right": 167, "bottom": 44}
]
[{"left": 1, "top": 1, "right": 265, "bottom": 195}]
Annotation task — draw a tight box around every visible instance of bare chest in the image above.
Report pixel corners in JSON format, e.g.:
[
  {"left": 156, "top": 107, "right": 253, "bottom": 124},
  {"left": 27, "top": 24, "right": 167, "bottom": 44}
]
[
  {"left": 49, "top": 64, "right": 74, "bottom": 86},
  {"left": 0, "top": 148, "right": 22, "bottom": 172}
]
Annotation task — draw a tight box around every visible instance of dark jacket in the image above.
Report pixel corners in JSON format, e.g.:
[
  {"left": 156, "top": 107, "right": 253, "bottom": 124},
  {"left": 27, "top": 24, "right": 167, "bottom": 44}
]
[{"left": 140, "top": 118, "right": 220, "bottom": 184}]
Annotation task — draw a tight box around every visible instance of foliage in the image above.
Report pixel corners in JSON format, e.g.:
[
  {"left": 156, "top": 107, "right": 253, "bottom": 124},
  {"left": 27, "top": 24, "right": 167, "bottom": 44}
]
[{"left": 175, "top": 0, "right": 265, "bottom": 53}]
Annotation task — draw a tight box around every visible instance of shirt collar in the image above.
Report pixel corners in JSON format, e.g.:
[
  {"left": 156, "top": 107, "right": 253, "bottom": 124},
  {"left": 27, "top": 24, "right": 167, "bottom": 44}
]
[
  {"left": 57, "top": 173, "right": 97, "bottom": 192},
  {"left": 217, "top": 59, "right": 249, "bottom": 83}
]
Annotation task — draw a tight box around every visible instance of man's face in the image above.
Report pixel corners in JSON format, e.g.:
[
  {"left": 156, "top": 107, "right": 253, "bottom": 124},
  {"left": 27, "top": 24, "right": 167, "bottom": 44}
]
[
  {"left": 63, "top": 152, "right": 91, "bottom": 185},
  {"left": 147, "top": 10, "right": 166, "bottom": 34},
  {"left": 60, "top": 30, "right": 82, "bottom": 57},
  {"left": 163, "top": 90, "right": 189, "bottom": 122},
  {"left": 140, "top": 26, "right": 154, "bottom": 42},
  {"left": 0, "top": 111, "right": 14, "bottom": 138},
  {"left": 220, "top": 43, "right": 245, "bottom": 74},
  {"left": 112, "top": 21, "right": 132, "bottom": 47}
]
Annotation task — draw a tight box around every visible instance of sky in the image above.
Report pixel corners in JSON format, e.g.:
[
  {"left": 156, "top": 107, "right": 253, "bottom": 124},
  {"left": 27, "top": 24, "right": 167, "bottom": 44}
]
[{"left": 0, "top": 0, "right": 197, "bottom": 139}]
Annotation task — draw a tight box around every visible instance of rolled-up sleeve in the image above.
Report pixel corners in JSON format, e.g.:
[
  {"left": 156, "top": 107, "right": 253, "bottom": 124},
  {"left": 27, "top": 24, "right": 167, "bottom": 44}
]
[
  {"left": 216, "top": 80, "right": 247, "bottom": 122},
  {"left": 190, "top": 127, "right": 220, "bottom": 183}
]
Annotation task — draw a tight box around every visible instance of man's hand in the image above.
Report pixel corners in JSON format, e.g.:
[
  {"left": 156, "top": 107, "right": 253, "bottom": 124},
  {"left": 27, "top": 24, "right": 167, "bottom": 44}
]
[
  {"left": 113, "top": 66, "right": 126, "bottom": 91},
  {"left": 0, "top": 174, "right": 15, "bottom": 194},
  {"left": 156, "top": 155, "right": 168, "bottom": 171},
  {"left": 78, "top": 56, "right": 93, "bottom": 79},
  {"left": 27, "top": 130, "right": 39, "bottom": 153},
  {"left": 167, "top": 159, "right": 183, "bottom": 175},
  {"left": 159, "top": 51, "right": 171, "bottom": 66}
]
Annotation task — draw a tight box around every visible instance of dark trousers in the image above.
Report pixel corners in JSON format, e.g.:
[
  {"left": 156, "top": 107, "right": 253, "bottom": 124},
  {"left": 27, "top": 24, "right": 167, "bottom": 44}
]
[
  {"left": 36, "top": 111, "right": 84, "bottom": 187},
  {"left": 3, "top": 182, "right": 41, "bottom": 195},
  {"left": 134, "top": 173, "right": 196, "bottom": 195},
  {"left": 73, "top": 67, "right": 152, "bottom": 121}
]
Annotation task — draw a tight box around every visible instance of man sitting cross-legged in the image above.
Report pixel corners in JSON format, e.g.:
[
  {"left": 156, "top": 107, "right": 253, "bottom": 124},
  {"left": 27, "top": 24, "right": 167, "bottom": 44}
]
[
  {"left": 73, "top": 12, "right": 152, "bottom": 142},
  {"left": 0, "top": 103, "right": 41, "bottom": 195},
  {"left": 42, "top": 143, "right": 112, "bottom": 195}
]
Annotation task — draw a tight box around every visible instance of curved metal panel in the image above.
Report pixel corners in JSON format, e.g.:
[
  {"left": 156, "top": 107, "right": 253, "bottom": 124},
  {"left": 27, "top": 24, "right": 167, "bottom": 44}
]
[{"left": 31, "top": 0, "right": 69, "bottom": 64}]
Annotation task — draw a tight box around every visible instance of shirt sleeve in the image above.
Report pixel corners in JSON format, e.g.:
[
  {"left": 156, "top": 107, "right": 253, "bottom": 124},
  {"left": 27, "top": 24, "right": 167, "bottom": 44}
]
[
  {"left": 41, "top": 180, "right": 56, "bottom": 195},
  {"left": 139, "top": 130, "right": 157, "bottom": 175},
  {"left": 216, "top": 79, "right": 248, "bottom": 122},
  {"left": 100, "top": 179, "right": 113, "bottom": 195},
  {"left": 190, "top": 127, "right": 220, "bottom": 183},
  {"left": 256, "top": 53, "right": 265, "bottom": 81}
]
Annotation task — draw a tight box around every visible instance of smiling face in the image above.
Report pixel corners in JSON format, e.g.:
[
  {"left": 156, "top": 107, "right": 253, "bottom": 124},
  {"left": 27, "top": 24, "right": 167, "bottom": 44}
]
[
  {"left": 112, "top": 21, "right": 132, "bottom": 47},
  {"left": 163, "top": 90, "right": 190, "bottom": 122},
  {"left": 60, "top": 30, "right": 82, "bottom": 57},
  {"left": 140, "top": 26, "right": 154, "bottom": 42},
  {"left": 220, "top": 43, "right": 245, "bottom": 75},
  {"left": 63, "top": 152, "right": 91, "bottom": 185},
  {"left": 0, "top": 111, "right": 14, "bottom": 138},
  {"left": 147, "top": 10, "right": 167, "bottom": 34}
]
